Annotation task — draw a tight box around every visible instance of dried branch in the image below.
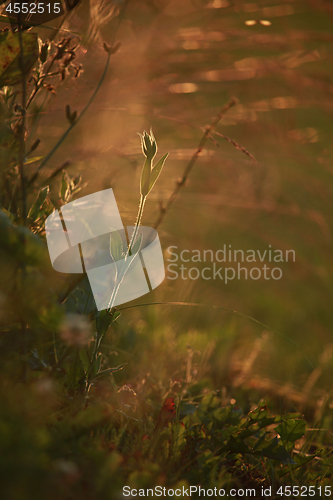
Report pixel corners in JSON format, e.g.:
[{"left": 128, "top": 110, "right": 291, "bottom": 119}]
[{"left": 153, "top": 97, "right": 239, "bottom": 230}]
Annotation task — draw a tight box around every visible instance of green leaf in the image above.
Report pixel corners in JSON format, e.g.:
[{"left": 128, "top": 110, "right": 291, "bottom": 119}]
[
  {"left": 0, "top": 121, "right": 16, "bottom": 150},
  {"left": 24, "top": 156, "right": 44, "bottom": 165},
  {"left": 247, "top": 402, "right": 268, "bottom": 421},
  {"left": 93, "top": 363, "right": 127, "bottom": 379},
  {"left": 253, "top": 432, "right": 269, "bottom": 451},
  {"left": 0, "top": 31, "right": 39, "bottom": 86},
  {"left": 281, "top": 412, "right": 302, "bottom": 420},
  {"left": 148, "top": 152, "right": 168, "bottom": 194},
  {"left": 0, "top": 209, "right": 63, "bottom": 330},
  {"left": 91, "top": 354, "right": 102, "bottom": 378},
  {"left": 254, "top": 436, "right": 296, "bottom": 464},
  {"left": 278, "top": 453, "right": 316, "bottom": 478},
  {"left": 0, "top": 209, "right": 48, "bottom": 266},
  {"left": 140, "top": 157, "right": 151, "bottom": 197},
  {"left": 275, "top": 419, "right": 306, "bottom": 448},
  {"left": 263, "top": 444, "right": 296, "bottom": 464},
  {"left": 28, "top": 186, "right": 50, "bottom": 221},
  {"left": 240, "top": 416, "right": 277, "bottom": 439},
  {"left": 95, "top": 309, "right": 113, "bottom": 337},
  {"left": 66, "top": 353, "right": 85, "bottom": 389},
  {"left": 79, "top": 349, "right": 90, "bottom": 376},
  {"left": 130, "top": 232, "right": 143, "bottom": 255},
  {"left": 60, "top": 170, "right": 71, "bottom": 200},
  {"left": 228, "top": 435, "right": 251, "bottom": 454},
  {"left": 109, "top": 229, "right": 124, "bottom": 262},
  {"left": 112, "top": 311, "right": 121, "bottom": 323},
  {"left": 63, "top": 276, "right": 95, "bottom": 315},
  {"left": 179, "top": 402, "right": 197, "bottom": 417}
]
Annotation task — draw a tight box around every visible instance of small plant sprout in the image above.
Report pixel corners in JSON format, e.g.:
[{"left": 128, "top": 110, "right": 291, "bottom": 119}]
[
  {"left": 127, "top": 130, "right": 168, "bottom": 258},
  {"left": 107, "top": 130, "right": 168, "bottom": 309}
]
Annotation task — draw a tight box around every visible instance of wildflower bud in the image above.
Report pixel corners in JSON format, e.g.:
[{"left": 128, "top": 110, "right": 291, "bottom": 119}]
[
  {"left": 139, "top": 129, "right": 168, "bottom": 197},
  {"left": 140, "top": 130, "right": 157, "bottom": 162}
]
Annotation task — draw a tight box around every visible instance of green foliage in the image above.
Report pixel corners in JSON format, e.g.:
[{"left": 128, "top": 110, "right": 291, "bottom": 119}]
[
  {"left": 148, "top": 152, "right": 169, "bottom": 194},
  {"left": 28, "top": 186, "right": 50, "bottom": 221},
  {"left": 0, "top": 378, "right": 329, "bottom": 500},
  {"left": 59, "top": 169, "right": 86, "bottom": 205},
  {"left": 0, "top": 31, "right": 39, "bottom": 86},
  {"left": 109, "top": 229, "right": 124, "bottom": 263},
  {"left": 275, "top": 419, "right": 306, "bottom": 452}
]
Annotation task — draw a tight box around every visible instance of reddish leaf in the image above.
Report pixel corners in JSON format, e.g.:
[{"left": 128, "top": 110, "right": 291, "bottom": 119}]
[{"left": 154, "top": 397, "right": 176, "bottom": 432}]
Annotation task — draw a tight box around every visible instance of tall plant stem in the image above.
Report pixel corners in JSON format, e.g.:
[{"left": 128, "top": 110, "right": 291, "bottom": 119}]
[
  {"left": 127, "top": 194, "right": 146, "bottom": 257},
  {"left": 17, "top": 16, "right": 28, "bottom": 380},
  {"left": 18, "top": 18, "right": 27, "bottom": 224},
  {"left": 88, "top": 192, "right": 148, "bottom": 394},
  {"left": 106, "top": 194, "right": 147, "bottom": 314}
]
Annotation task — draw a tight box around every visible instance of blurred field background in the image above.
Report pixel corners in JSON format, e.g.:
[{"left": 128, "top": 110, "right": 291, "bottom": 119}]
[
  {"left": 29, "top": 0, "right": 333, "bottom": 414},
  {"left": 1, "top": 0, "right": 333, "bottom": 496}
]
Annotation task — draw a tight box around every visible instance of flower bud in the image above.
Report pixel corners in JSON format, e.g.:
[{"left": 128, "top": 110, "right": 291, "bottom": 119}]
[{"left": 140, "top": 130, "right": 157, "bottom": 162}]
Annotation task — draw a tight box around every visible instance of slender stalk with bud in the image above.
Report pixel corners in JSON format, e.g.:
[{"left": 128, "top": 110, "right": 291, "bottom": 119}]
[
  {"left": 107, "top": 131, "right": 168, "bottom": 311},
  {"left": 127, "top": 130, "right": 168, "bottom": 257},
  {"left": 86, "top": 131, "right": 169, "bottom": 394}
]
